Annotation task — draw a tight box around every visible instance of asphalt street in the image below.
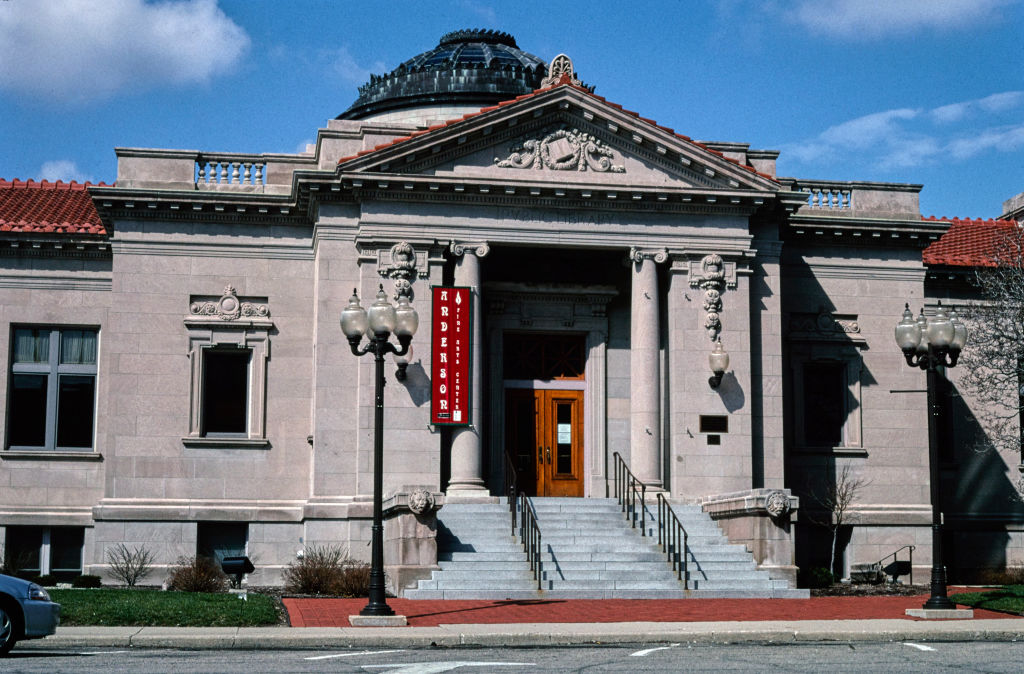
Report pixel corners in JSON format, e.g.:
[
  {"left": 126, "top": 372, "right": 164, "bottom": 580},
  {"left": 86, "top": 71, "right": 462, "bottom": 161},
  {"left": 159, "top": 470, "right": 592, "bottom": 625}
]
[{"left": 7, "top": 642, "right": 1024, "bottom": 673}]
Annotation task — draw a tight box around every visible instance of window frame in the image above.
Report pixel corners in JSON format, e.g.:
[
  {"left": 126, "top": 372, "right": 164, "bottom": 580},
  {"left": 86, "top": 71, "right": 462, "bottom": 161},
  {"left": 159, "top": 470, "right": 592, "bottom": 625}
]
[
  {"left": 6, "top": 325, "right": 99, "bottom": 452},
  {"left": 4, "top": 525, "right": 84, "bottom": 581},
  {"left": 790, "top": 345, "right": 865, "bottom": 455},
  {"left": 183, "top": 288, "right": 271, "bottom": 449}
]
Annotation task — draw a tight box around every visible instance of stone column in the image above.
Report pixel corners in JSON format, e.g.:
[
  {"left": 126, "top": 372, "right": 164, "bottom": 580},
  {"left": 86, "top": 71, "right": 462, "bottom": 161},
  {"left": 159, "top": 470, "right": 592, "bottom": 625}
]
[
  {"left": 447, "top": 241, "right": 490, "bottom": 498},
  {"left": 629, "top": 247, "right": 667, "bottom": 487}
]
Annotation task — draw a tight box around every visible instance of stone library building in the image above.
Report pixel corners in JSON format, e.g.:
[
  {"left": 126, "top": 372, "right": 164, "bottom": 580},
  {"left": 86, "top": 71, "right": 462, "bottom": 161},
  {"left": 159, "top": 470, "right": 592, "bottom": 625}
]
[{"left": 2, "top": 30, "right": 1022, "bottom": 597}]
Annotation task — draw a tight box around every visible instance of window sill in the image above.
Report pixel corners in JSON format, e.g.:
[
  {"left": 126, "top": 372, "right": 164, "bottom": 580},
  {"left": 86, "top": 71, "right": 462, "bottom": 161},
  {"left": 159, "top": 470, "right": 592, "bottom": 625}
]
[
  {"left": 182, "top": 437, "right": 270, "bottom": 449},
  {"left": 794, "top": 446, "right": 868, "bottom": 457},
  {"left": 2, "top": 450, "right": 103, "bottom": 461}
]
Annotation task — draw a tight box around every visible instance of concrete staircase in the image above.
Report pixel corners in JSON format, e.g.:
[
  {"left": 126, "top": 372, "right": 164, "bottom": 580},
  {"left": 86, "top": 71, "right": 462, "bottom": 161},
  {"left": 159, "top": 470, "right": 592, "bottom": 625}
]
[{"left": 403, "top": 497, "right": 808, "bottom": 599}]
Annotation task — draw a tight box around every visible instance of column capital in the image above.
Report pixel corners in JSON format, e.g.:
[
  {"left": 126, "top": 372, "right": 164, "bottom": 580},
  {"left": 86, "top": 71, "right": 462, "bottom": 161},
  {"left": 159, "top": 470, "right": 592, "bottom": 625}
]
[
  {"left": 628, "top": 247, "right": 668, "bottom": 264},
  {"left": 449, "top": 241, "right": 490, "bottom": 258}
]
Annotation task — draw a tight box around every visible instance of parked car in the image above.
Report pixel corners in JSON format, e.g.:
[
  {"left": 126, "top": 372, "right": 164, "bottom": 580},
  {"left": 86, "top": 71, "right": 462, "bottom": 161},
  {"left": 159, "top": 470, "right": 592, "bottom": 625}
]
[{"left": 0, "top": 574, "right": 61, "bottom": 655}]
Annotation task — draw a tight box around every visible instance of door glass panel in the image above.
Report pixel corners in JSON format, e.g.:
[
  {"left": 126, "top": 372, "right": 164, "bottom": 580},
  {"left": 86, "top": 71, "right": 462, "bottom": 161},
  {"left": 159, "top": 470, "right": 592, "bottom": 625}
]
[{"left": 555, "top": 402, "right": 572, "bottom": 474}]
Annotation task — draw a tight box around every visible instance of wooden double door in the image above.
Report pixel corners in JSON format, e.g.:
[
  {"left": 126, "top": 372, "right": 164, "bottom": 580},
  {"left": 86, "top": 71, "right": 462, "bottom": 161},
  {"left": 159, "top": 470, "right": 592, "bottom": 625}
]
[{"left": 505, "top": 388, "right": 584, "bottom": 497}]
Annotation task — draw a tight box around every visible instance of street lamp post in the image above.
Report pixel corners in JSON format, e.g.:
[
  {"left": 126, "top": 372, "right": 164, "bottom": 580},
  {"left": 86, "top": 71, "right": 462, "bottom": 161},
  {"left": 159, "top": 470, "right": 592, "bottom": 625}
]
[
  {"left": 894, "top": 301, "right": 967, "bottom": 611},
  {"left": 341, "top": 285, "right": 418, "bottom": 617}
]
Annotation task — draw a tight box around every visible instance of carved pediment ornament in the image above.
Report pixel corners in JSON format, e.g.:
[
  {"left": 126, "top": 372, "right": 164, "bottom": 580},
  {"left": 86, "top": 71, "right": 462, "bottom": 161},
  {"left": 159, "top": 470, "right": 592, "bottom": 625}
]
[
  {"left": 495, "top": 128, "right": 625, "bottom": 173},
  {"left": 189, "top": 286, "right": 268, "bottom": 321},
  {"left": 540, "top": 53, "right": 582, "bottom": 88}
]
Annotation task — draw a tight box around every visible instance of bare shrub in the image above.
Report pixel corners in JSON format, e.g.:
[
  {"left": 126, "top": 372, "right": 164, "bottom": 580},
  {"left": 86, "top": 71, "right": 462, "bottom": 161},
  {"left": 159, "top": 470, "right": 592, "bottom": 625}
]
[
  {"left": 105, "top": 543, "right": 155, "bottom": 587},
  {"left": 167, "top": 555, "right": 228, "bottom": 593},
  {"left": 283, "top": 544, "right": 372, "bottom": 596},
  {"left": 807, "top": 464, "right": 871, "bottom": 579}
]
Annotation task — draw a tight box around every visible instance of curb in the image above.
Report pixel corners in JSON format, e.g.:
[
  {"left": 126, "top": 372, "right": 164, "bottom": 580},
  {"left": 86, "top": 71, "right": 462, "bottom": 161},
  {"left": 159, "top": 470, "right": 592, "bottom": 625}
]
[{"left": 19, "top": 619, "right": 1024, "bottom": 650}]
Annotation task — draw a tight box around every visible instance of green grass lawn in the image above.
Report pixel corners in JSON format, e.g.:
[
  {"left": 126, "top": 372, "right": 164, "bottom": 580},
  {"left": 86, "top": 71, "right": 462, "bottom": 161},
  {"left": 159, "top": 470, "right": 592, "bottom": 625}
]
[
  {"left": 49, "top": 588, "right": 281, "bottom": 627},
  {"left": 949, "top": 585, "right": 1024, "bottom": 615}
]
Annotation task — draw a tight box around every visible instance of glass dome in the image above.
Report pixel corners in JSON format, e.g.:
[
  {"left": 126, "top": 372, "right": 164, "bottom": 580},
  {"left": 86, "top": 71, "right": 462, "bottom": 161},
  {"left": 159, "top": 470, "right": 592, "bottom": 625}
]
[{"left": 338, "top": 30, "right": 548, "bottom": 123}]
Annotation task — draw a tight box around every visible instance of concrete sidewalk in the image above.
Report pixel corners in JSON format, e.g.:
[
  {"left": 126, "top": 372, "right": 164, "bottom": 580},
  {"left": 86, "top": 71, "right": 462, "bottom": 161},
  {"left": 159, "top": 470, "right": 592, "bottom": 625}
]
[{"left": 20, "top": 618, "right": 1024, "bottom": 650}]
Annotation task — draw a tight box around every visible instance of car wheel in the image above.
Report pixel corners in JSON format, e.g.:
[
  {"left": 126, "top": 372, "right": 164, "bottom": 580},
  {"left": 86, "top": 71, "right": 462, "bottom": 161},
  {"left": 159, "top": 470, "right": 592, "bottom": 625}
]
[{"left": 0, "top": 605, "right": 16, "bottom": 655}]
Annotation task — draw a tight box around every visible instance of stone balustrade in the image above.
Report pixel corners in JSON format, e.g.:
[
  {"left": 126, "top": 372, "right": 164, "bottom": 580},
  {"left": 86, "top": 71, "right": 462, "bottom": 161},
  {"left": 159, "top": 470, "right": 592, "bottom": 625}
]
[
  {"left": 195, "top": 155, "right": 266, "bottom": 188},
  {"left": 798, "top": 182, "right": 852, "bottom": 210}
]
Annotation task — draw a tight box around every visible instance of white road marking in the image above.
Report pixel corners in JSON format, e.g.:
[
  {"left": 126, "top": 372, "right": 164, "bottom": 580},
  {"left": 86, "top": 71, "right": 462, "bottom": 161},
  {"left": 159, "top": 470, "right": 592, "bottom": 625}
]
[
  {"left": 903, "top": 642, "right": 936, "bottom": 652},
  {"left": 305, "top": 649, "right": 405, "bottom": 661},
  {"left": 79, "top": 650, "right": 129, "bottom": 655},
  {"left": 362, "top": 662, "right": 533, "bottom": 673},
  {"left": 631, "top": 643, "right": 681, "bottom": 656}
]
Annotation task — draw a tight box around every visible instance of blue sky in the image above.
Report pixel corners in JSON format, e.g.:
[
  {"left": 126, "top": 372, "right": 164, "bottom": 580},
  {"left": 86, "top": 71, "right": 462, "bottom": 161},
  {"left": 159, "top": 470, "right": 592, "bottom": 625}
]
[{"left": 1, "top": 0, "right": 1021, "bottom": 218}]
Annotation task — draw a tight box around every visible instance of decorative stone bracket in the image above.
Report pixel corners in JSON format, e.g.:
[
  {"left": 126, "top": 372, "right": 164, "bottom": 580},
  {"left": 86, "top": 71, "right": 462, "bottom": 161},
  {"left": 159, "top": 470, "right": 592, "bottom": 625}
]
[
  {"left": 378, "top": 241, "right": 427, "bottom": 299},
  {"left": 688, "top": 254, "right": 734, "bottom": 342}
]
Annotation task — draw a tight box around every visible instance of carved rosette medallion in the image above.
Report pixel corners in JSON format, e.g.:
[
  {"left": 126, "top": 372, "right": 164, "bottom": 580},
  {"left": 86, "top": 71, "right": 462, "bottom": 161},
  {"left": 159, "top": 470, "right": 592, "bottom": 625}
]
[
  {"left": 408, "top": 489, "right": 435, "bottom": 515},
  {"left": 690, "top": 254, "right": 727, "bottom": 341},
  {"left": 495, "top": 128, "right": 625, "bottom": 173},
  {"left": 765, "top": 490, "right": 792, "bottom": 519},
  {"left": 189, "top": 286, "right": 269, "bottom": 321},
  {"left": 382, "top": 241, "right": 418, "bottom": 299}
]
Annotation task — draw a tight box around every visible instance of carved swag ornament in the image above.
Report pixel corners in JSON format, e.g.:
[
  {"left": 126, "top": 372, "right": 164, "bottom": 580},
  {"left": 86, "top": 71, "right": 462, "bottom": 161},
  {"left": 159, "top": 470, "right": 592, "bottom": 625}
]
[{"left": 495, "top": 128, "right": 625, "bottom": 173}]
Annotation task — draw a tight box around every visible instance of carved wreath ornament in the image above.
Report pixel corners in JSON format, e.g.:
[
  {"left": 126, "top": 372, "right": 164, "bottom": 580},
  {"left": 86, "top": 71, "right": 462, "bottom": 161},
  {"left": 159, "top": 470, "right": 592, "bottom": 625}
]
[
  {"left": 495, "top": 128, "right": 625, "bottom": 173},
  {"left": 189, "top": 286, "right": 269, "bottom": 321}
]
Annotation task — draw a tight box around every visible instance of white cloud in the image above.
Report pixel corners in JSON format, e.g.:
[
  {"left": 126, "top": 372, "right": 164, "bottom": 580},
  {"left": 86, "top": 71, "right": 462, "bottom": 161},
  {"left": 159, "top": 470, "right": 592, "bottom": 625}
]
[
  {"left": 931, "top": 91, "right": 1024, "bottom": 123},
  {"left": 785, "top": 91, "right": 1024, "bottom": 170},
  {"left": 947, "top": 125, "right": 1024, "bottom": 159},
  {"left": 37, "top": 160, "right": 91, "bottom": 183},
  {"left": 331, "top": 46, "right": 388, "bottom": 87},
  {"left": 0, "top": 0, "right": 250, "bottom": 104},
  {"left": 789, "top": 0, "right": 1016, "bottom": 39}
]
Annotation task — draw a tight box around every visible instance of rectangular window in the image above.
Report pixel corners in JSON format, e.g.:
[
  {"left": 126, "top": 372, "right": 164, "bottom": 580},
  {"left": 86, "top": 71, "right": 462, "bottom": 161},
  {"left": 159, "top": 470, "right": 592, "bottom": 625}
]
[
  {"left": 197, "top": 522, "right": 248, "bottom": 562},
  {"left": 7, "top": 327, "right": 97, "bottom": 451},
  {"left": 4, "top": 526, "right": 84, "bottom": 581},
  {"left": 802, "top": 362, "right": 846, "bottom": 447},
  {"left": 201, "top": 348, "right": 250, "bottom": 436}
]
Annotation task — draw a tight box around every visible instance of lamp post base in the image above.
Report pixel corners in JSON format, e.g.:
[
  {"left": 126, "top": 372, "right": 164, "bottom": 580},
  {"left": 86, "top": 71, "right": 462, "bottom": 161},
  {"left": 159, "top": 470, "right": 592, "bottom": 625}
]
[
  {"left": 905, "top": 607, "right": 974, "bottom": 620},
  {"left": 349, "top": 614, "right": 408, "bottom": 627}
]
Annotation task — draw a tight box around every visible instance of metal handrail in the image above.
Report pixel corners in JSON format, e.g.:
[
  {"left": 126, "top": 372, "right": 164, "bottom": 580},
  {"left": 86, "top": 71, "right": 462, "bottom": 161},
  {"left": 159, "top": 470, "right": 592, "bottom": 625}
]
[
  {"left": 874, "top": 545, "right": 915, "bottom": 585},
  {"left": 503, "top": 452, "right": 518, "bottom": 536},
  {"left": 519, "top": 492, "right": 543, "bottom": 590},
  {"left": 612, "top": 451, "right": 647, "bottom": 536},
  {"left": 657, "top": 493, "right": 689, "bottom": 589}
]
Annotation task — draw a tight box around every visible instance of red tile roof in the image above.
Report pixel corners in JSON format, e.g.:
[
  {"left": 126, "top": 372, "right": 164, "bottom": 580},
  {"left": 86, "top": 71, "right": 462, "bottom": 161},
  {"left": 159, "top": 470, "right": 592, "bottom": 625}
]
[
  {"left": 338, "top": 78, "right": 778, "bottom": 183},
  {"left": 0, "top": 179, "right": 107, "bottom": 235},
  {"left": 921, "top": 216, "right": 1021, "bottom": 267}
]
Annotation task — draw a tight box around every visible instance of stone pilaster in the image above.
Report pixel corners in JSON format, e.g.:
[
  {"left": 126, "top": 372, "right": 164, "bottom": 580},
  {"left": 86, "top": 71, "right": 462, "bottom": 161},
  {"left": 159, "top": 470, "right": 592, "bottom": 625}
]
[
  {"left": 629, "top": 247, "right": 667, "bottom": 487},
  {"left": 447, "top": 241, "right": 490, "bottom": 498}
]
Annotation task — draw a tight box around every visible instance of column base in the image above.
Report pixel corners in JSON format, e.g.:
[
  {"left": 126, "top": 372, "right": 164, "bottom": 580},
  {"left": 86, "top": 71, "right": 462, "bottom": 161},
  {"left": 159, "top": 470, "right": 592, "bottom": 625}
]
[
  {"left": 905, "top": 608, "right": 974, "bottom": 620},
  {"left": 445, "top": 487, "right": 499, "bottom": 503}
]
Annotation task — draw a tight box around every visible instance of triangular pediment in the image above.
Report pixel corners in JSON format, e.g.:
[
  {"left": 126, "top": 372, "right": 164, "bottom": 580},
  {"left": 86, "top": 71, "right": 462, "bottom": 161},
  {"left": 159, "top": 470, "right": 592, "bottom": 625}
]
[{"left": 337, "top": 84, "right": 778, "bottom": 194}]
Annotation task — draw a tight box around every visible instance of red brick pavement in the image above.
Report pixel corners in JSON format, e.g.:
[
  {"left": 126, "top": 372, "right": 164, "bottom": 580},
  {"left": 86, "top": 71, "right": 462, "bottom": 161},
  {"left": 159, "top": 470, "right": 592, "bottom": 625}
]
[{"left": 283, "top": 594, "right": 1018, "bottom": 627}]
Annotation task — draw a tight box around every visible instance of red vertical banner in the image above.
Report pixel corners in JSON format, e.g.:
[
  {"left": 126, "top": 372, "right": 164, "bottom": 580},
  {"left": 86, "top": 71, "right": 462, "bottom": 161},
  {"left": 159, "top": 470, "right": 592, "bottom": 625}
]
[{"left": 431, "top": 286, "right": 472, "bottom": 426}]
